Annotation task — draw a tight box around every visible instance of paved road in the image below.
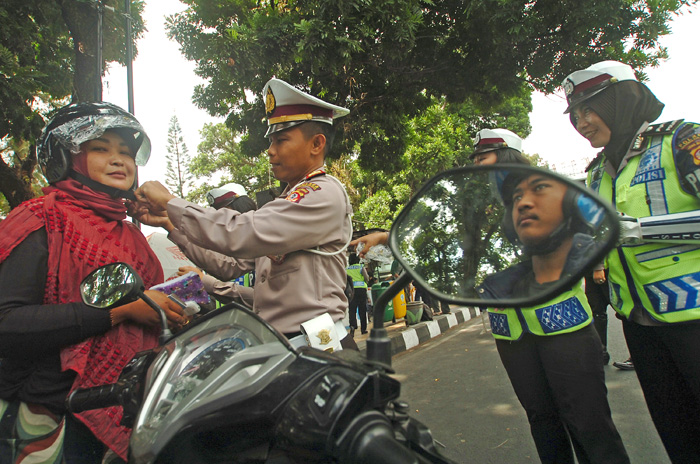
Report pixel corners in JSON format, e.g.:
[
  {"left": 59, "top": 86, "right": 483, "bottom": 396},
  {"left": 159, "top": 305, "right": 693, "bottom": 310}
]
[{"left": 392, "top": 308, "right": 670, "bottom": 463}]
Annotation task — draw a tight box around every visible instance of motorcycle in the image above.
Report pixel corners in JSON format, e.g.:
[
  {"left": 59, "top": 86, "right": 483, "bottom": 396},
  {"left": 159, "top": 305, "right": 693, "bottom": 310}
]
[{"left": 66, "top": 165, "right": 620, "bottom": 463}]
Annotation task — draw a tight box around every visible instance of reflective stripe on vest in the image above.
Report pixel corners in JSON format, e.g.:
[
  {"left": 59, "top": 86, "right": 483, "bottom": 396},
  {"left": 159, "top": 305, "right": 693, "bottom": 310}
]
[
  {"left": 587, "top": 129, "right": 700, "bottom": 322},
  {"left": 488, "top": 279, "right": 592, "bottom": 341},
  {"left": 346, "top": 264, "right": 368, "bottom": 289}
]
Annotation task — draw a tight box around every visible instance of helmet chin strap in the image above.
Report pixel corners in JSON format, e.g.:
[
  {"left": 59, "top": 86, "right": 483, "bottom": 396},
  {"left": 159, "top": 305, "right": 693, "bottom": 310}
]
[
  {"left": 68, "top": 170, "right": 137, "bottom": 201},
  {"left": 523, "top": 219, "right": 572, "bottom": 256}
]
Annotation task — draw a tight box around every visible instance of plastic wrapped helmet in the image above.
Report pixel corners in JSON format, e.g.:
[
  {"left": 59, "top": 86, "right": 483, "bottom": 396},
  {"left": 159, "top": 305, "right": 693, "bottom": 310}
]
[
  {"left": 37, "top": 102, "right": 151, "bottom": 184},
  {"left": 562, "top": 60, "right": 637, "bottom": 114},
  {"left": 471, "top": 128, "right": 522, "bottom": 158}
]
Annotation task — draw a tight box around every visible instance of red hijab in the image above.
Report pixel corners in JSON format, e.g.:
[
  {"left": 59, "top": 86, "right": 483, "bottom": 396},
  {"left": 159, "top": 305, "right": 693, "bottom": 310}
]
[{"left": 0, "top": 151, "right": 164, "bottom": 460}]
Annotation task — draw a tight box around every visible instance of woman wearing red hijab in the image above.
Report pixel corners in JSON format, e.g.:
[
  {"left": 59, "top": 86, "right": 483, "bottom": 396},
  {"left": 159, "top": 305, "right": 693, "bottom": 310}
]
[{"left": 0, "top": 102, "right": 186, "bottom": 463}]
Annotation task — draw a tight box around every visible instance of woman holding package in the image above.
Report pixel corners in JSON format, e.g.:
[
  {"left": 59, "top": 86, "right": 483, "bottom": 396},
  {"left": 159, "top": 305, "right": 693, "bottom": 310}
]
[{"left": 0, "top": 102, "right": 186, "bottom": 463}]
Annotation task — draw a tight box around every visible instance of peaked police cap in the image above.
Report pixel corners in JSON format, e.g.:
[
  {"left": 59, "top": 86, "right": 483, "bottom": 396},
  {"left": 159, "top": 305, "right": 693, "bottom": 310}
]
[
  {"left": 472, "top": 128, "right": 523, "bottom": 158},
  {"left": 562, "top": 60, "right": 638, "bottom": 113},
  {"left": 263, "top": 78, "right": 349, "bottom": 137}
]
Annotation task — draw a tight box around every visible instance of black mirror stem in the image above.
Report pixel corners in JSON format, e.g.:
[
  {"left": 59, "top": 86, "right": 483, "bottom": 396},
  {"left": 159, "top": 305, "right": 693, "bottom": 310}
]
[{"left": 366, "top": 272, "right": 411, "bottom": 370}]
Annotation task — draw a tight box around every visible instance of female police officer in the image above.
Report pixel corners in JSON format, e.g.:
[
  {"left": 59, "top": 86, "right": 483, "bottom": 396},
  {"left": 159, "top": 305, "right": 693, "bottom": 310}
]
[{"left": 563, "top": 60, "right": 700, "bottom": 463}]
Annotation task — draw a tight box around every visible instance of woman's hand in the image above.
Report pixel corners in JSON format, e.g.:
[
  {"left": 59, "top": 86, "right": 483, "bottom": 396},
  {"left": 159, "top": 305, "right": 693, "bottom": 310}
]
[
  {"left": 110, "top": 290, "right": 187, "bottom": 330},
  {"left": 349, "top": 231, "right": 389, "bottom": 258}
]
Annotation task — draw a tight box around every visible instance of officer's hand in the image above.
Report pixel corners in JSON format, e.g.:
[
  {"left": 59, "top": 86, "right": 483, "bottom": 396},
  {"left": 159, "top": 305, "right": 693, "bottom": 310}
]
[
  {"left": 593, "top": 269, "right": 606, "bottom": 284},
  {"left": 178, "top": 266, "right": 204, "bottom": 279},
  {"left": 350, "top": 231, "right": 389, "bottom": 258},
  {"left": 128, "top": 200, "right": 175, "bottom": 232},
  {"left": 133, "top": 181, "right": 176, "bottom": 214}
]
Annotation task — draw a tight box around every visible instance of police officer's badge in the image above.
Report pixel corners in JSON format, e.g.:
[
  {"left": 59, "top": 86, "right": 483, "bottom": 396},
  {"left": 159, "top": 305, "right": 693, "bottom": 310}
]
[
  {"left": 316, "top": 329, "right": 332, "bottom": 346},
  {"left": 265, "top": 87, "right": 276, "bottom": 118}
]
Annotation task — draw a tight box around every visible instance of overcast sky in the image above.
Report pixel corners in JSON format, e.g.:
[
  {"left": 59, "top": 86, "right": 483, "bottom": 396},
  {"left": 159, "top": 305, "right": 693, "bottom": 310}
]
[{"left": 103, "top": 2, "right": 698, "bottom": 184}]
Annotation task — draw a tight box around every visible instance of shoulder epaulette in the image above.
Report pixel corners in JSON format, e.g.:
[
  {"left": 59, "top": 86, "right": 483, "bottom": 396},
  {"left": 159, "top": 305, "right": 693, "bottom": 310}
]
[
  {"left": 641, "top": 120, "right": 685, "bottom": 137},
  {"left": 305, "top": 169, "right": 326, "bottom": 181},
  {"left": 585, "top": 152, "right": 605, "bottom": 172}
]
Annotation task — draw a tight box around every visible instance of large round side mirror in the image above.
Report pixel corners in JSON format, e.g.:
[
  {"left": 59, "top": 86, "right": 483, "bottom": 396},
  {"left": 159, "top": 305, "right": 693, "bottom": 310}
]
[
  {"left": 81, "top": 262, "right": 143, "bottom": 309},
  {"left": 388, "top": 165, "right": 619, "bottom": 308}
]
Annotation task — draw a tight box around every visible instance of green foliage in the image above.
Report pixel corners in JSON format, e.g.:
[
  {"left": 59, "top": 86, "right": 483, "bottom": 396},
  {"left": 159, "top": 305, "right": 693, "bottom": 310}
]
[
  {"left": 168, "top": 0, "right": 687, "bottom": 172},
  {"left": 394, "top": 170, "right": 520, "bottom": 297},
  {"left": 0, "top": 137, "right": 47, "bottom": 216},
  {"left": 350, "top": 92, "right": 532, "bottom": 228},
  {"left": 165, "top": 115, "right": 194, "bottom": 198},
  {"left": 0, "top": 0, "right": 146, "bottom": 211},
  {"left": 186, "top": 122, "right": 273, "bottom": 205}
]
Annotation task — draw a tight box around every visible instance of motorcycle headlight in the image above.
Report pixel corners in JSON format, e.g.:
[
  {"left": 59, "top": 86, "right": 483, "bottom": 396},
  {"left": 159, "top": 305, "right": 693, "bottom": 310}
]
[{"left": 130, "top": 308, "right": 296, "bottom": 463}]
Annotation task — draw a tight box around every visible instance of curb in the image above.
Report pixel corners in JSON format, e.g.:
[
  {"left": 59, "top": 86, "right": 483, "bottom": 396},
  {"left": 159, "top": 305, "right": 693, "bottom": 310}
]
[{"left": 356, "top": 307, "right": 485, "bottom": 356}]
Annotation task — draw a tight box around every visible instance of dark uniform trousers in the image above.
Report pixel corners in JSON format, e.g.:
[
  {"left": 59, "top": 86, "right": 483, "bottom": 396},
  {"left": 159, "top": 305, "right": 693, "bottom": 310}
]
[
  {"left": 495, "top": 325, "right": 629, "bottom": 464},
  {"left": 622, "top": 319, "right": 700, "bottom": 463}
]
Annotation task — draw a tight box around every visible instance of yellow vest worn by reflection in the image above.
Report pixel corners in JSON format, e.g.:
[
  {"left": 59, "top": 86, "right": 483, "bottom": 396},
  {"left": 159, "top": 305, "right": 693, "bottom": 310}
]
[
  {"left": 586, "top": 121, "right": 700, "bottom": 323},
  {"left": 488, "top": 279, "right": 593, "bottom": 341}
]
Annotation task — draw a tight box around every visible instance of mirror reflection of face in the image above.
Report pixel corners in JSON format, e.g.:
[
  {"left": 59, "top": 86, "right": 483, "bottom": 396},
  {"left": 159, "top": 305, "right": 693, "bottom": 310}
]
[
  {"left": 571, "top": 105, "right": 611, "bottom": 148},
  {"left": 511, "top": 175, "right": 567, "bottom": 246},
  {"left": 81, "top": 130, "right": 136, "bottom": 190},
  {"left": 473, "top": 151, "right": 497, "bottom": 165}
]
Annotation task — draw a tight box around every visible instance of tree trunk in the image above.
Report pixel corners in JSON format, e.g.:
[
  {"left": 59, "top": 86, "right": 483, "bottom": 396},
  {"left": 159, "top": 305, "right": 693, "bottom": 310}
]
[{"left": 59, "top": 0, "right": 102, "bottom": 102}]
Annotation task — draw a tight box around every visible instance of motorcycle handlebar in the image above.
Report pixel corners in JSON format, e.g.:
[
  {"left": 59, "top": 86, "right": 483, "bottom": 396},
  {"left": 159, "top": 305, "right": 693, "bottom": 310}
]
[
  {"left": 340, "top": 411, "right": 455, "bottom": 464},
  {"left": 66, "top": 383, "right": 121, "bottom": 413},
  {"left": 341, "top": 413, "right": 422, "bottom": 464}
]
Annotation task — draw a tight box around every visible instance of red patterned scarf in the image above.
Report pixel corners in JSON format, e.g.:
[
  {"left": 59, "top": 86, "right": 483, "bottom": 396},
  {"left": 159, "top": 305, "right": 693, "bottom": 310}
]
[{"left": 0, "top": 178, "right": 164, "bottom": 460}]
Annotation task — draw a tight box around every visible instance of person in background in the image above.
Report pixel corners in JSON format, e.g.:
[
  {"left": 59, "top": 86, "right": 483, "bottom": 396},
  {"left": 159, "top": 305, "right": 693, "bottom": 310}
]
[
  {"left": 346, "top": 253, "right": 370, "bottom": 336},
  {"left": 564, "top": 59, "right": 700, "bottom": 462},
  {"left": 471, "top": 128, "right": 530, "bottom": 166},
  {"left": 0, "top": 102, "right": 185, "bottom": 463},
  {"left": 131, "top": 78, "right": 357, "bottom": 351},
  {"left": 585, "top": 266, "right": 613, "bottom": 365}
]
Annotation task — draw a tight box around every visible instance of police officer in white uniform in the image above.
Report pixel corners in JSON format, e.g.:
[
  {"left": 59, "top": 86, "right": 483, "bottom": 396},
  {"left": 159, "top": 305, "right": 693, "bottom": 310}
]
[{"left": 132, "top": 78, "right": 356, "bottom": 351}]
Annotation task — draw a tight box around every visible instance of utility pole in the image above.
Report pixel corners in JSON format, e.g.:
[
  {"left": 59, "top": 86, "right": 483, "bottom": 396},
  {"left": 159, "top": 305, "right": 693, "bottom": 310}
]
[
  {"left": 95, "top": 0, "right": 104, "bottom": 101},
  {"left": 125, "top": 0, "right": 135, "bottom": 114}
]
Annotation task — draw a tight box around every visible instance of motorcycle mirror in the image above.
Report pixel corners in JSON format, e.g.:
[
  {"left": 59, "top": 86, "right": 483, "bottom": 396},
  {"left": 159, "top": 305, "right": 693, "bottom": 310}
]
[
  {"left": 81, "top": 262, "right": 143, "bottom": 309},
  {"left": 388, "top": 165, "right": 619, "bottom": 308},
  {"left": 81, "top": 262, "right": 174, "bottom": 343}
]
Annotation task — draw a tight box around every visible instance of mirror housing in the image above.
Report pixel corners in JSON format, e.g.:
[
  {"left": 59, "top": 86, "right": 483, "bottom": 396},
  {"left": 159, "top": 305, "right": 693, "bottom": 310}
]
[
  {"left": 81, "top": 262, "right": 143, "bottom": 309},
  {"left": 388, "top": 165, "right": 619, "bottom": 309}
]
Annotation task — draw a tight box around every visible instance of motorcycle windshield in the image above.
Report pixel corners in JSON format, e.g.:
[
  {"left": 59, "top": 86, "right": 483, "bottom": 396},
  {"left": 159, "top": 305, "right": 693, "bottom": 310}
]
[{"left": 131, "top": 308, "right": 296, "bottom": 463}]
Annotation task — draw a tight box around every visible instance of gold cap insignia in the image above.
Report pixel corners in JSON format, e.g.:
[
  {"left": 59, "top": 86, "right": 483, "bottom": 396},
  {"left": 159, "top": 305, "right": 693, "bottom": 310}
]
[{"left": 265, "top": 87, "right": 276, "bottom": 117}]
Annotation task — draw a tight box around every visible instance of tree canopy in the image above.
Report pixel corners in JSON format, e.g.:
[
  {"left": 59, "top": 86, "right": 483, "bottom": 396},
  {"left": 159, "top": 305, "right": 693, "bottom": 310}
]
[
  {"left": 167, "top": 0, "right": 691, "bottom": 172},
  {"left": 165, "top": 115, "right": 194, "bottom": 197},
  {"left": 1, "top": 0, "right": 146, "bottom": 213}
]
